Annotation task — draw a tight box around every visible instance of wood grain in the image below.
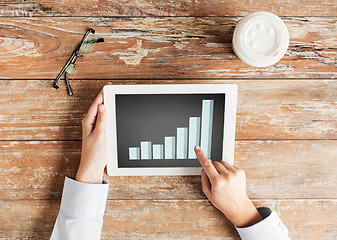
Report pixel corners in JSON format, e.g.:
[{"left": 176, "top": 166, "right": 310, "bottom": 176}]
[
  {"left": 0, "top": 17, "right": 336, "bottom": 79},
  {"left": 1, "top": 140, "right": 336, "bottom": 200},
  {"left": 1, "top": 0, "right": 336, "bottom": 239},
  {"left": 1, "top": 0, "right": 336, "bottom": 17},
  {"left": 1, "top": 199, "right": 336, "bottom": 239},
  {"left": 1, "top": 80, "right": 336, "bottom": 140}
]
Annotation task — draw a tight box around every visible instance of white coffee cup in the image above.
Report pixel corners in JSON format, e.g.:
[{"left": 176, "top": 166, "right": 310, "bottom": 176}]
[{"left": 232, "top": 11, "right": 289, "bottom": 67}]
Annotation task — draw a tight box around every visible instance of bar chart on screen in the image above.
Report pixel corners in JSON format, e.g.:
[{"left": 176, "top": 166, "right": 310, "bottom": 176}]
[{"left": 128, "top": 99, "right": 214, "bottom": 160}]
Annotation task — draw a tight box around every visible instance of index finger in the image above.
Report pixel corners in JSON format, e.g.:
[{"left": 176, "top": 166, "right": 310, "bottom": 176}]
[{"left": 194, "top": 146, "right": 219, "bottom": 180}]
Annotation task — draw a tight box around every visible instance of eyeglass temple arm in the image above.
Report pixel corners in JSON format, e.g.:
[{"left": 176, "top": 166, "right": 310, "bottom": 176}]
[
  {"left": 65, "top": 72, "right": 73, "bottom": 96},
  {"left": 53, "top": 28, "right": 95, "bottom": 89}
]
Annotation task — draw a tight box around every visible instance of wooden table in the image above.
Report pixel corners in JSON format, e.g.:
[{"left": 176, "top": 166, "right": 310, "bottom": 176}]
[{"left": 1, "top": 1, "right": 336, "bottom": 239}]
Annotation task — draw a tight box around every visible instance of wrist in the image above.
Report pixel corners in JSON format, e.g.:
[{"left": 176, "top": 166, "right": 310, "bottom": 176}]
[
  {"left": 225, "top": 199, "right": 264, "bottom": 228},
  {"left": 76, "top": 165, "right": 104, "bottom": 184}
]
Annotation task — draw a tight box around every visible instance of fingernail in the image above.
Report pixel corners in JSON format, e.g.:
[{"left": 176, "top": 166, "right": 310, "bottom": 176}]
[
  {"left": 195, "top": 145, "right": 200, "bottom": 150},
  {"left": 98, "top": 104, "right": 104, "bottom": 112}
]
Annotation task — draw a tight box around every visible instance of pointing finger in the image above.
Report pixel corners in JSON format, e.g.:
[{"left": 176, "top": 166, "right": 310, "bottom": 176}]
[{"left": 195, "top": 146, "right": 219, "bottom": 182}]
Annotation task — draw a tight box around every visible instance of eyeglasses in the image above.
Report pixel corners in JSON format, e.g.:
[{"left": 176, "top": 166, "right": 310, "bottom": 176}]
[{"left": 53, "top": 28, "right": 104, "bottom": 96}]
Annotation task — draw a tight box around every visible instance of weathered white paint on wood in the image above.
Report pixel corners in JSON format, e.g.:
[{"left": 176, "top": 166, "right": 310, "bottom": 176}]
[
  {"left": 1, "top": 140, "right": 336, "bottom": 200},
  {"left": 0, "top": 0, "right": 336, "bottom": 17},
  {"left": 1, "top": 80, "right": 336, "bottom": 140},
  {"left": 1, "top": 199, "right": 336, "bottom": 239},
  {"left": 1, "top": 3, "right": 336, "bottom": 238},
  {"left": 0, "top": 17, "right": 336, "bottom": 79}
]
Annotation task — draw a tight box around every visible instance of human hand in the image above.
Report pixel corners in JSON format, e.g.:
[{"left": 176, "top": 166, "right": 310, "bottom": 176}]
[
  {"left": 194, "top": 146, "right": 263, "bottom": 228},
  {"left": 75, "top": 83, "right": 111, "bottom": 184}
]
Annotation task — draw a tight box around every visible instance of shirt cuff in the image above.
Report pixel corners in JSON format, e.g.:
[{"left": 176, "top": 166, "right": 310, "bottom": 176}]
[
  {"left": 235, "top": 207, "right": 289, "bottom": 240},
  {"left": 60, "top": 177, "right": 109, "bottom": 221}
]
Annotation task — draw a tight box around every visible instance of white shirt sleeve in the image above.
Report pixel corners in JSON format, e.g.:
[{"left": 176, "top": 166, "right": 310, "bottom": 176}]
[
  {"left": 235, "top": 207, "right": 291, "bottom": 240},
  {"left": 50, "top": 177, "right": 109, "bottom": 240}
]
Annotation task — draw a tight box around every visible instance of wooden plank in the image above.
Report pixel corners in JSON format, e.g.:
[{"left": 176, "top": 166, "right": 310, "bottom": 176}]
[
  {"left": 1, "top": 80, "right": 336, "bottom": 140},
  {"left": 1, "top": 199, "right": 336, "bottom": 239},
  {"left": 0, "top": 17, "right": 336, "bottom": 79},
  {"left": 1, "top": 140, "right": 336, "bottom": 200},
  {"left": 0, "top": 0, "right": 336, "bottom": 17}
]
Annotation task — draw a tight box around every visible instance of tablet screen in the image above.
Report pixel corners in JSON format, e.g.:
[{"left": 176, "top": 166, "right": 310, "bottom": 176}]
[{"left": 115, "top": 94, "right": 225, "bottom": 168}]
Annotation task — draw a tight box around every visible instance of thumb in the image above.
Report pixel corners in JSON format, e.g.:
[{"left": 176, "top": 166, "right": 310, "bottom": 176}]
[{"left": 94, "top": 104, "right": 108, "bottom": 133}]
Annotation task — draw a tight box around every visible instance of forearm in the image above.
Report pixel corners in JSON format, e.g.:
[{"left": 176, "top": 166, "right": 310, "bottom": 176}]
[{"left": 51, "top": 177, "right": 109, "bottom": 240}]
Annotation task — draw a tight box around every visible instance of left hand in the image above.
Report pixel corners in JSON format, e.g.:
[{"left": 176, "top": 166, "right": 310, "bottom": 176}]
[{"left": 76, "top": 83, "right": 111, "bottom": 184}]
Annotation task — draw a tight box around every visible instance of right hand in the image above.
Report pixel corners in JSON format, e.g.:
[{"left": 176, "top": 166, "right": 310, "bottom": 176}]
[{"left": 194, "top": 145, "right": 263, "bottom": 228}]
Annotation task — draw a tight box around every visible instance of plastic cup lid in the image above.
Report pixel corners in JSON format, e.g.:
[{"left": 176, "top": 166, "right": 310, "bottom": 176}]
[{"left": 232, "top": 11, "right": 289, "bottom": 67}]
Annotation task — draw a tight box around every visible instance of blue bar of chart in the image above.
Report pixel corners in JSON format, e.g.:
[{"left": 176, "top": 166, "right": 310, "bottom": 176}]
[
  {"left": 177, "top": 128, "right": 188, "bottom": 159},
  {"left": 188, "top": 117, "right": 200, "bottom": 159},
  {"left": 165, "top": 136, "right": 175, "bottom": 159},
  {"left": 128, "top": 99, "right": 214, "bottom": 160},
  {"left": 141, "top": 141, "right": 152, "bottom": 159},
  {"left": 153, "top": 144, "right": 164, "bottom": 159},
  {"left": 200, "top": 100, "right": 214, "bottom": 158},
  {"left": 129, "top": 147, "right": 140, "bottom": 160}
]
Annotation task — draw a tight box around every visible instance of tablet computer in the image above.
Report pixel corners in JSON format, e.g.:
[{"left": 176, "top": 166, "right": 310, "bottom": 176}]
[{"left": 103, "top": 84, "right": 237, "bottom": 176}]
